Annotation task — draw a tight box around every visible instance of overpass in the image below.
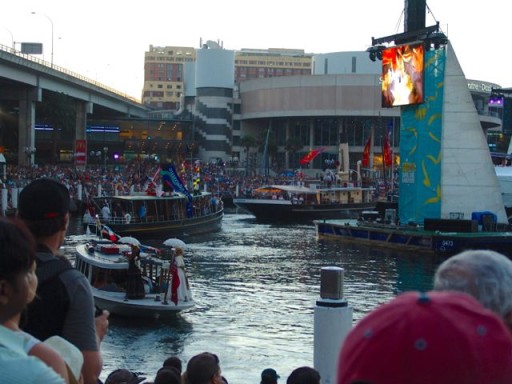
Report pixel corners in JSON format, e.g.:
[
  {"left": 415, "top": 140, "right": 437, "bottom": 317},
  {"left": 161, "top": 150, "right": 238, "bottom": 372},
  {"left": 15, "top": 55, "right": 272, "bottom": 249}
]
[{"left": 0, "top": 44, "right": 151, "bottom": 165}]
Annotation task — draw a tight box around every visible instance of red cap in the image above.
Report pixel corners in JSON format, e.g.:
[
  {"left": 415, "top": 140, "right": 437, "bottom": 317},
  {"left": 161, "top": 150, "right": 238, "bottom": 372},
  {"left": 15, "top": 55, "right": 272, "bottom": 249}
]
[{"left": 337, "top": 291, "right": 512, "bottom": 384}]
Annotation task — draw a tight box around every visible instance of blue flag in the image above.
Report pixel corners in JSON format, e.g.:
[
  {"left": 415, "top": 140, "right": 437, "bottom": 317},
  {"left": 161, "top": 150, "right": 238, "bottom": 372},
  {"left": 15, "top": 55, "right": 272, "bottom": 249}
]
[{"left": 161, "top": 164, "right": 193, "bottom": 202}]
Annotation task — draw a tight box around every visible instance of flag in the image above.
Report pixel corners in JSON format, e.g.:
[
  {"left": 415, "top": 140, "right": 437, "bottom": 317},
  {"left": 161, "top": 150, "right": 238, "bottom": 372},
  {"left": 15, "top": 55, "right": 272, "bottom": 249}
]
[
  {"left": 362, "top": 137, "right": 371, "bottom": 167},
  {"left": 383, "top": 135, "right": 393, "bottom": 167},
  {"left": 299, "top": 147, "right": 326, "bottom": 165},
  {"left": 101, "top": 225, "right": 119, "bottom": 242},
  {"left": 161, "top": 164, "right": 193, "bottom": 202}
]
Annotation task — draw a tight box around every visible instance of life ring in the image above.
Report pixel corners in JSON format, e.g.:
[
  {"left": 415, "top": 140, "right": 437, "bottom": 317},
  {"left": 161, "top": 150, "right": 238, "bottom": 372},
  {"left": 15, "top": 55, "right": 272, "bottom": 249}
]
[{"left": 124, "top": 213, "right": 132, "bottom": 224}]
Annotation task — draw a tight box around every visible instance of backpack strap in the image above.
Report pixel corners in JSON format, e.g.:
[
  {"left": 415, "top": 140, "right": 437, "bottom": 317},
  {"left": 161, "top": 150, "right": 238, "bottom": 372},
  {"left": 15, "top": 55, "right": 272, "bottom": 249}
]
[{"left": 35, "top": 255, "right": 73, "bottom": 285}]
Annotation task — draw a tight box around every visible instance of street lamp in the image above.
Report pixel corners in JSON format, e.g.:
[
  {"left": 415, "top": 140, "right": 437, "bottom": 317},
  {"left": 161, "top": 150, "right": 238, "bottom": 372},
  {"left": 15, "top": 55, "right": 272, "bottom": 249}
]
[
  {"left": 103, "top": 146, "right": 109, "bottom": 171},
  {"left": 31, "top": 11, "right": 54, "bottom": 67}
]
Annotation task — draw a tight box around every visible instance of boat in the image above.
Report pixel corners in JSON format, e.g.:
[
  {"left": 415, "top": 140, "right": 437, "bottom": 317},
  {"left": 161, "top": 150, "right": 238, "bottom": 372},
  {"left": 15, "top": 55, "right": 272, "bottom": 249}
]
[
  {"left": 74, "top": 233, "right": 194, "bottom": 318},
  {"left": 87, "top": 191, "right": 223, "bottom": 238},
  {"left": 314, "top": 15, "right": 512, "bottom": 257},
  {"left": 315, "top": 212, "right": 512, "bottom": 258},
  {"left": 233, "top": 183, "right": 376, "bottom": 222},
  {"left": 84, "top": 163, "right": 223, "bottom": 238}
]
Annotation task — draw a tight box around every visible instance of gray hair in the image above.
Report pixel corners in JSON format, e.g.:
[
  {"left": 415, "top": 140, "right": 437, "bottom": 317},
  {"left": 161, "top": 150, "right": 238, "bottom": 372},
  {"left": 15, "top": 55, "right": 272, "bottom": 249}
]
[{"left": 433, "top": 250, "right": 512, "bottom": 318}]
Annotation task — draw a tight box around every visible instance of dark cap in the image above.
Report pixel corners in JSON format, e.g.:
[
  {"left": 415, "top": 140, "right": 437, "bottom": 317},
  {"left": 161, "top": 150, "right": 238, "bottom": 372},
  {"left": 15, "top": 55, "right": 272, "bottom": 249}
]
[
  {"left": 261, "top": 368, "right": 280, "bottom": 382},
  {"left": 18, "top": 178, "right": 70, "bottom": 220},
  {"left": 105, "top": 369, "right": 145, "bottom": 384},
  {"left": 186, "top": 352, "right": 220, "bottom": 384}
]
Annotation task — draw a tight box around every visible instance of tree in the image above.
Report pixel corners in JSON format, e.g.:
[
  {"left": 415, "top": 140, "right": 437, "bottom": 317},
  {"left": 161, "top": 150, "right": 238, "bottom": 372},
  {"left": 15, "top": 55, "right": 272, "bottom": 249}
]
[
  {"left": 285, "top": 136, "right": 303, "bottom": 168},
  {"left": 240, "top": 135, "right": 258, "bottom": 175}
]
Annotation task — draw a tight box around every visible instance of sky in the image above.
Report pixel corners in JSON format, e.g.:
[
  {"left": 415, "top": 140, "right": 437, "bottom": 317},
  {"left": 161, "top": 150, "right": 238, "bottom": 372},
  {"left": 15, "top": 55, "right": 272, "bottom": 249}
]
[{"left": 1, "top": 1, "right": 510, "bottom": 101}]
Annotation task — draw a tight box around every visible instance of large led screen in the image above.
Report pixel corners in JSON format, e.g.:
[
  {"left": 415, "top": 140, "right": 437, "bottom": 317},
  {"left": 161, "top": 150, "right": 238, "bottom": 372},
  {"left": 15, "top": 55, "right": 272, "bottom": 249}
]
[{"left": 381, "top": 43, "right": 424, "bottom": 107}]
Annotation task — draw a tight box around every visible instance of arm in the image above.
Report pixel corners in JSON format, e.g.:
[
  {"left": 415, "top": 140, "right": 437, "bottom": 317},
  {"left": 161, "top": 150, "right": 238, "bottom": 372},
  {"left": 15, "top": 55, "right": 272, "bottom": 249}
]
[
  {"left": 29, "top": 342, "right": 70, "bottom": 384},
  {"left": 61, "top": 272, "right": 107, "bottom": 384}
]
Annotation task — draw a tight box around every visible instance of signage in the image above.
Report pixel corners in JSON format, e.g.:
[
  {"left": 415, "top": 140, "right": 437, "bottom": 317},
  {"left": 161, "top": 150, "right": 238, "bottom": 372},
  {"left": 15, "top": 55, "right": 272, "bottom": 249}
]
[{"left": 75, "top": 139, "right": 87, "bottom": 166}]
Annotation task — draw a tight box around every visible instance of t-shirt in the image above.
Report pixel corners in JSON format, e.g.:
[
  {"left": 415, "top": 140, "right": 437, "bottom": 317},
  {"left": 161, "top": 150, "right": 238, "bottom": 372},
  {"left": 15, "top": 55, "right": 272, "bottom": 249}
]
[
  {"left": 0, "top": 326, "right": 65, "bottom": 384},
  {"left": 23, "top": 250, "right": 98, "bottom": 353}
]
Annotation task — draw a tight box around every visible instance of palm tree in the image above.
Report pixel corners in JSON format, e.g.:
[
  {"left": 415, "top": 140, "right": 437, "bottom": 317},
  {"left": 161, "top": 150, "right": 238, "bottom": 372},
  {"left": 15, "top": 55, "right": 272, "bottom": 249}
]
[
  {"left": 285, "top": 137, "right": 303, "bottom": 169},
  {"left": 240, "top": 135, "right": 258, "bottom": 175}
]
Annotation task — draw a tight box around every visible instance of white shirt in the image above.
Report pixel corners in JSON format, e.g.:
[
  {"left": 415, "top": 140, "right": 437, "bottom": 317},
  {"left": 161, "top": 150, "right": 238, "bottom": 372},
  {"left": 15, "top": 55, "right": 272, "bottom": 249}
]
[{"left": 0, "top": 326, "right": 65, "bottom": 384}]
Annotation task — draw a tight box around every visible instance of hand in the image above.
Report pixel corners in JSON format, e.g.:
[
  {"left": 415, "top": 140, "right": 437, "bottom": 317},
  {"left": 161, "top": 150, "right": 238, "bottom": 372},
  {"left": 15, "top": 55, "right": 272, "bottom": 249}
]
[{"left": 95, "top": 310, "right": 110, "bottom": 344}]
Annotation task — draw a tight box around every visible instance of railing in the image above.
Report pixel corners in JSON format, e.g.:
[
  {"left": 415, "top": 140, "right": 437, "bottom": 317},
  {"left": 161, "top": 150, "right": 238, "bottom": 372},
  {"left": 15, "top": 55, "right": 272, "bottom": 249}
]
[{"left": 0, "top": 43, "right": 140, "bottom": 103}]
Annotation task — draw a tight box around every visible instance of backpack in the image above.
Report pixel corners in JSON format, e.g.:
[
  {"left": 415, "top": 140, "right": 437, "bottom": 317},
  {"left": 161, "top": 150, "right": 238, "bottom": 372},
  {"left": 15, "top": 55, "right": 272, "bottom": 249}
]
[{"left": 22, "top": 254, "right": 73, "bottom": 341}]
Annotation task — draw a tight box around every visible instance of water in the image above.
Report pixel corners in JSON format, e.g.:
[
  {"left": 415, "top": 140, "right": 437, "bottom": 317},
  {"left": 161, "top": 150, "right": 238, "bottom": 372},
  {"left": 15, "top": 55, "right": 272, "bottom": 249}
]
[{"left": 64, "top": 212, "right": 442, "bottom": 383}]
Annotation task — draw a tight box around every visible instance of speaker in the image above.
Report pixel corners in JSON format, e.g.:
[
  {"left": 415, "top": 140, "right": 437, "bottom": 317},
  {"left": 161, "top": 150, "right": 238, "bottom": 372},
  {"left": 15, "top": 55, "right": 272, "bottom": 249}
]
[{"left": 320, "top": 267, "right": 344, "bottom": 300}]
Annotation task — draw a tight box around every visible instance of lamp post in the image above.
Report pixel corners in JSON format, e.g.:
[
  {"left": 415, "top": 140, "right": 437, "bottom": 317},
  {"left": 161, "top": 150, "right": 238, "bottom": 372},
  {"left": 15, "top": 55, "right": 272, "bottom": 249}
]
[
  {"left": 31, "top": 11, "right": 54, "bottom": 67},
  {"left": 103, "top": 146, "right": 108, "bottom": 172}
]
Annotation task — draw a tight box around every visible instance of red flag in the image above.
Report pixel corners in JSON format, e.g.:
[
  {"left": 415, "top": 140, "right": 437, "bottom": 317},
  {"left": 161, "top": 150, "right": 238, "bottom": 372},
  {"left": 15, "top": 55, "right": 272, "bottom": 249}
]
[
  {"left": 299, "top": 147, "right": 326, "bottom": 165},
  {"left": 362, "top": 137, "right": 371, "bottom": 167},
  {"left": 383, "top": 136, "right": 393, "bottom": 166}
]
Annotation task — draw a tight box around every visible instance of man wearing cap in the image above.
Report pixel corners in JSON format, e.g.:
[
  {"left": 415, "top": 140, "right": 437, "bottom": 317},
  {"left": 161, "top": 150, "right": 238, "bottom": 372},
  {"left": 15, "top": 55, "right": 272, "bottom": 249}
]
[
  {"left": 261, "top": 368, "right": 280, "bottom": 384},
  {"left": 104, "top": 368, "right": 145, "bottom": 384},
  {"left": 337, "top": 291, "right": 512, "bottom": 384},
  {"left": 18, "top": 178, "right": 109, "bottom": 384}
]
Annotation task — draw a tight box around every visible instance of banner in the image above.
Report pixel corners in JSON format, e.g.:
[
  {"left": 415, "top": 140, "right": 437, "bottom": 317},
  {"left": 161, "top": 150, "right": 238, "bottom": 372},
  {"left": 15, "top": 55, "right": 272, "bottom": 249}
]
[
  {"left": 161, "top": 164, "right": 193, "bottom": 201},
  {"left": 75, "top": 139, "right": 87, "bottom": 166}
]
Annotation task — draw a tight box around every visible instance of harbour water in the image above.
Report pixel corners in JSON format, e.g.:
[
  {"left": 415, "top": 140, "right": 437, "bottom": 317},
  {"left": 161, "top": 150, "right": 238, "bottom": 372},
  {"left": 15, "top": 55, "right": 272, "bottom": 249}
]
[{"left": 64, "top": 212, "right": 443, "bottom": 383}]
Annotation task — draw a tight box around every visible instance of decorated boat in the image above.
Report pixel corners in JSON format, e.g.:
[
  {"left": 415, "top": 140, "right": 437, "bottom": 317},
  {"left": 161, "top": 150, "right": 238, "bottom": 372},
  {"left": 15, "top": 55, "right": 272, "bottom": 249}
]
[
  {"left": 74, "top": 232, "right": 194, "bottom": 318},
  {"left": 85, "top": 163, "right": 223, "bottom": 238},
  {"left": 233, "top": 183, "right": 375, "bottom": 222}
]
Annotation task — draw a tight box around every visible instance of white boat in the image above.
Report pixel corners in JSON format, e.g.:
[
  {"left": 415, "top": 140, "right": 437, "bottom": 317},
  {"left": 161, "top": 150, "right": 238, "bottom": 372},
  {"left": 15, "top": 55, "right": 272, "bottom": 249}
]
[
  {"left": 74, "top": 236, "right": 194, "bottom": 318},
  {"left": 495, "top": 165, "right": 512, "bottom": 222}
]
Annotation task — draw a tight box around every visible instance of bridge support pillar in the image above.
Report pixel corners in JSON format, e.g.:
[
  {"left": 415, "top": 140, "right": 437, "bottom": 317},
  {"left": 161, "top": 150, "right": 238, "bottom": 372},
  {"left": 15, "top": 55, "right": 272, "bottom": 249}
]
[
  {"left": 74, "top": 100, "right": 90, "bottom": 169},
  {"left": 18, "top": 87, "right": 40, "bottom": 166}
]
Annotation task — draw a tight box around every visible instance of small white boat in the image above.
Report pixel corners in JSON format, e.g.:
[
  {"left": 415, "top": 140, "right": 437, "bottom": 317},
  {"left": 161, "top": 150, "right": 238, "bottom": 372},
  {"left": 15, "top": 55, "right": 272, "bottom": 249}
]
[{"left": 74, "top": 236, "right": 194, "bottom": 318}]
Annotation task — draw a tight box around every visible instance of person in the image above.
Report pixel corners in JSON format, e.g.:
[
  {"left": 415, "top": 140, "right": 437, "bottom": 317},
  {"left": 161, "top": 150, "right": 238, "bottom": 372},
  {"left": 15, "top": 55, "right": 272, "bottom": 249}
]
[
  {"left": 104, "top": 368, "right": 145, "bottom": 384},
  {"left": 101, "top": 204, "right": 111, "bottom": 221},
  {"left": 162, "top": 356, "right": 182, "bottom": 374},
  {"left": 286, "top": 367, "right": 320, "bottom": 384},
  {"left": 154, "top": 366, "right": 181, "bottom": 384},
  {"left": 0, "top": 217, "right": 66, "bottom": 384},
  {"left": 337, "top": 291, "right": 512, "bottom": 384},
  {"left": 433, "top": 249, "right": 512, "bottom": 329},
  {"left": 18, "top": 178, "right": 109, "bottom": 384},
  {"left": 184, "top": 352, "right": 223, "bottom": 384},
  {"left": 126, "top": 245, "right": 145, "bottom": 300},
  {"left": 174, "top": 247, "right": 192, "bottom": 302},
  {"left": 261, "top": 368, "right": 280, "bottom": 384}
]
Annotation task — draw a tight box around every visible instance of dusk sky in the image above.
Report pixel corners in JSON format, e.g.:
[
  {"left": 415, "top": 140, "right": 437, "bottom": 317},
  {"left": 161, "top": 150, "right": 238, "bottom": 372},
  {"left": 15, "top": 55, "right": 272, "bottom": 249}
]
[{"left": 2, "top": 0, "right": 509, "bottom": 100}]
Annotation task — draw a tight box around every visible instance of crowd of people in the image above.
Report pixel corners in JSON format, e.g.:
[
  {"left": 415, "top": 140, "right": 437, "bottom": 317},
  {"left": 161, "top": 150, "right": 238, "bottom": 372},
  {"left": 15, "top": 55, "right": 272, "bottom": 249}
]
[{"left": 3, "top": 175, "right": 512, "bottom": 383}]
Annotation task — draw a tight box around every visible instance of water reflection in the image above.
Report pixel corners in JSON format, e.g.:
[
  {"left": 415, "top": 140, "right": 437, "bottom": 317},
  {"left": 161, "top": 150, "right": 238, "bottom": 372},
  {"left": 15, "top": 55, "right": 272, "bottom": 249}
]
[{"left": 65, "top": 213, "right": 442, "bottom": 382}]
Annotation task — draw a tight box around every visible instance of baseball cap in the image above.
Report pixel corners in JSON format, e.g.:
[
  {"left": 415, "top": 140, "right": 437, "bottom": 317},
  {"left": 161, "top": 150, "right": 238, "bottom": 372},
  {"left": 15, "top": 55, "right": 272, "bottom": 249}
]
[
  {"left": 44, "top": 336, "right": 83, "bottom": 384},
  {"left": 337, "top": 291, "right": 512, "bottom": 384},
  {"left": 261, "top": 368, "right": 280, "bottom": 382},
  {"left": 18, "top": 178, "right": 70, "bottom": 220},
  {"left": 186, "top": 352, "right": 220, "bottom": 384},
  {"left": 105, "top": 369, "right": 145, "bottom": 384}
]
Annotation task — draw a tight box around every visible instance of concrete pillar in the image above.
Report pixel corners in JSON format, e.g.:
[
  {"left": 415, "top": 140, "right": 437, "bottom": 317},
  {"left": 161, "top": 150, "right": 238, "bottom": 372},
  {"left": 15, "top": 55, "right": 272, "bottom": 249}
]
[
  {"left": 1, "top": 188, "right": 7, "bottom": 215},
  {"left": 11, "top": 188, "right": 18, "bottom": 209},
  {"left": 314, "top": 267, "right": 353, "bottom": 384},
  {"left": 18, "top": 88, "right": 41, "bottom": 165},
  {"left": 75, "top": 101, "right": 90, "bottom": 170}
]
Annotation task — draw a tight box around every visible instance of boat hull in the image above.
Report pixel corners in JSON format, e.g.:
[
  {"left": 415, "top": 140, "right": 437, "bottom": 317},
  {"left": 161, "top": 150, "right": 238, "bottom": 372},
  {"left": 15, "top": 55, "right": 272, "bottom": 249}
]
[
  {"left": 86, "top": 209, "right": 223, "bottom": 238},
  {"left": 234, "top": 199, "right": 375, "bottom": 222},
  {"left": 93, "top": 290, "right": 194, "bottom": 319},
  {"left": 314, "top": 219, "right": 512, "bottom": 257}
]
